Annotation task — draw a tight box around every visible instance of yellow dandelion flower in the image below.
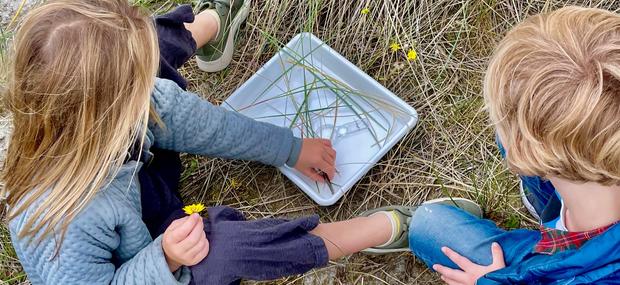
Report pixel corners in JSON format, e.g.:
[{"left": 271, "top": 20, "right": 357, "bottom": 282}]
[
  {"left": 407, "top": 48, "right": 417, "bottom": 61},
  {"left": 361, "top": 7, "right": 370, "bottom": 15},
  {"left": 390, "top": 42, "right": 401, "bottom": 52},
  {"left": 183, "top": 203, "right": 205, "bottom": 215},
  {"left": 229, "top": 178, "right": 242, "bottom": 190}
]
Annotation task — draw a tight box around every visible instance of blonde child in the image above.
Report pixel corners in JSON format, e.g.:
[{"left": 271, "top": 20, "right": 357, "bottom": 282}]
[
  {"left": 406, "top": 6, "right": 620, "bottom": 285},
  {"left": 2, "top": 0, "right": 485, "bottom": 284}
]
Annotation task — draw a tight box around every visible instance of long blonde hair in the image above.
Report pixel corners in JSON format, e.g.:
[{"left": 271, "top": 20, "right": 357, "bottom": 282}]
[
  {"left": 3, "top": 0, "right": 160, "bottom": 244},
  {"left": 484, "top": 6, "right": 620, "bottom": 184}
]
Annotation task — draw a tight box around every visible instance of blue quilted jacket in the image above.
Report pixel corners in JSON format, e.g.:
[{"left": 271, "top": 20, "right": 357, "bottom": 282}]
[{"left": 8, "top": 78, "right": 302, "bottom": 284}]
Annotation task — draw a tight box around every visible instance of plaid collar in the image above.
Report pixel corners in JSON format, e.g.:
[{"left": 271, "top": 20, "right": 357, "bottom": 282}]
[{"left": 534, "top": 222, "right": 619, "bottom": 255}]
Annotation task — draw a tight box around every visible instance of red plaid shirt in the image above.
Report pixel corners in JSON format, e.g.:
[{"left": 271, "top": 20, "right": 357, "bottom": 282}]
[{"left": 534, "top": 222, "right": 619, "bottom": 255}]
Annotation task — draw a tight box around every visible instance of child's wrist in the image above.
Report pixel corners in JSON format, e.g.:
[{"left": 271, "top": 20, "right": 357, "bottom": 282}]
[
  {"left": 285, "top": 136, "right": 303, "bottom": 167},
  {"left": 163, "top": 244, "right": 181, "bottom": 272},
  {"left": 165, "top": 254, "right": 182, "bottom": 272}
]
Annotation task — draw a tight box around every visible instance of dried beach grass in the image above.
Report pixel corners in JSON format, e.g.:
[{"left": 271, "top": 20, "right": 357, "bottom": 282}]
[{"left": 3, "top": 0, "right": 620, "bottom": 284}]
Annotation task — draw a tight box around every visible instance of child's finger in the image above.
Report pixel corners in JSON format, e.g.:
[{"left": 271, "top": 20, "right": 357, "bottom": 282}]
[
  {"left": 324, "top": 146, "right": 336, "bottom": 160},
  {"left": 191, "top": 238, "right": 210, "bottom": 262},
  {"left": 319, "top": 139, "right": 332, "bottom": 147},
  {"left": 433, "top": 264, "right": 467, "bottom": 283},
  {"left": 167, "top": 216, "right": 190, "bottom": 231},
  {"left": 178, "top": 217, "right": 205, "bottom": 251},
  {"left": 323, "top": 153, "right": 335, "bottom": 167},
  {"left": 317, "top": 159, "right": 335, "bottom": 178},
  {"left": 170, "top": 214, "right": 199, "bottom": 243},
  {"left": 490, "top": 242, "right": 506, "bottom": 268},
  {"left": 303, "top": 169, "right": 325, "bottom": 182},
  {"left": 186, "top": 234, "right": 207, "bottom": 260},
  {"left": 440, "top": 275, "right": 464, "bottom": 285},
  {"left": 441, "top": 247, "right": 474, "bottom": 271}
]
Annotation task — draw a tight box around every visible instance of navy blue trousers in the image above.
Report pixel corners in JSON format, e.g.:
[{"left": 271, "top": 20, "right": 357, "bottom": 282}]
[
  {"left": 141, "top": 6, "right": 328, "bottom": 285},
  {"left": 140, "top": 5, "right": 194, "bottom": 238}
]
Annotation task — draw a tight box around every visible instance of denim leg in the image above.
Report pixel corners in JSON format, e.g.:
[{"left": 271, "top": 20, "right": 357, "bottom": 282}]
[{"left": 408, "top": 204, "right": 540, "bottom": 270}]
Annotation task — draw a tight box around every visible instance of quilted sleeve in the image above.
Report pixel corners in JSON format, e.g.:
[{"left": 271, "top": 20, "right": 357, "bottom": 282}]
[{"left": 149, "top": 78, "right": 302, "bottom": 167}]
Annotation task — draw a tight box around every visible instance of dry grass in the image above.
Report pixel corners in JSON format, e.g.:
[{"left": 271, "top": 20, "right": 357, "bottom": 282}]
[{"left": 2, "top": 0, "right": 620, "bottom": 284}]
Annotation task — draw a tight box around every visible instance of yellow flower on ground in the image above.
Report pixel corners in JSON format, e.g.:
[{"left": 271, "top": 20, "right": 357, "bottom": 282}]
[
  {"left": 390, "top": 42, "right": 401, "bottom": 52},
  {"left": 361, "top": 7, "right": 370, "bottom": 15},
  {"left": 183, "top": 203, "right": 205, "bottom": 215},
  {"left": 407, "top": 48, "right": 417, "bottom": 61},
  {"left": 229, "top": 178, "right": 242, "bottom": 190}
]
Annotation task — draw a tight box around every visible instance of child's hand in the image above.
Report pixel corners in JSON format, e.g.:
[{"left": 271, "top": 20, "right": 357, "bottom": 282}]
[
  {"left": 162, "top": 213, "right": 210, "bottom": 272},
  {"left": 432, "top": 243, "right": 505, "bottom": 285},
  {"left": 294, "top": 138, "right": 337, "bottom": 181}
]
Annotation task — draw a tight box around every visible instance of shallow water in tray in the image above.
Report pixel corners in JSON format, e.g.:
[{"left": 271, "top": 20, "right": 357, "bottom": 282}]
[{"left": 223, "top": 33, "right": 417, "bottom": 205}]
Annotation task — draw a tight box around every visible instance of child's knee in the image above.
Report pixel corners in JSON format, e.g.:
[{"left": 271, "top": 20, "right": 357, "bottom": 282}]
[
  {"left": 408, "top": 204, "right": 460, "bottom": 244},
  {"left": 408, "top": 204, "right": 499, "bottom": 268},
  {"left": 411, "top": 204, "right": 459, "bottom": 227}
]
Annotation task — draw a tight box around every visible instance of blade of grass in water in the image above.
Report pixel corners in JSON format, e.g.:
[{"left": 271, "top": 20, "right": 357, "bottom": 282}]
[
  {"left": 270, "top": 42, "right": 399, "bottom": 145},
  {"left": 241, "top": 31, "right": 411, "bottom": 183},
  {"left": 298, "top": 61, "right": 404, "bottom": 125},
  {"left": 295, "top": 60, "right": 415, "bottom": 146},
  {"left": 234, "top": 84, "right": 345, "bottom": 112}
]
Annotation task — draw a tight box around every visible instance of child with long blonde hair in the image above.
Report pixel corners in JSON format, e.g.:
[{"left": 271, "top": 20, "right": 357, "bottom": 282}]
[{"left": 3, "top": 0, "right": 481, "bottom": 284}]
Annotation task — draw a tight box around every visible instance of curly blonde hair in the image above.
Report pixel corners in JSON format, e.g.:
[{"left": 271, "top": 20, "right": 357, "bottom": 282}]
[{"left": 485, "top": 6, "right": 620, "bottom": 184}]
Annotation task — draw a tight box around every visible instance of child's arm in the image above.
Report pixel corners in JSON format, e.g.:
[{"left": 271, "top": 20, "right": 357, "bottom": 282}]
[{"left": 150, "top": 78, "right": 302, "bottom": 167}]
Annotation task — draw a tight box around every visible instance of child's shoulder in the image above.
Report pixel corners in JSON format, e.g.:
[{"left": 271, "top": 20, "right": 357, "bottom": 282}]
[{"left": 9, "top": 172, "right": 142, "bottom": 243}]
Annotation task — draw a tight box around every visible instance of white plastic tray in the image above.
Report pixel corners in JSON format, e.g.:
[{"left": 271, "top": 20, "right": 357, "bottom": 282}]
[{"left": 223, "top": 33, "right": 418, "bottom": 206}]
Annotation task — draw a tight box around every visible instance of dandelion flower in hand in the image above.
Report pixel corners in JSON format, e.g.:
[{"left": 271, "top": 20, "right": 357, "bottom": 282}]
[
  {"left": 183, "top": 203, "right": 205, "bottom": 215},
  {"left": 407, "top": 48, "right": 417, "bottom": 61},
  {"left": 361, "top": 7, "right": 370, "bottom": 15},
  {"left": 390, "top": 42, "right": 401, "bottom": 52}
]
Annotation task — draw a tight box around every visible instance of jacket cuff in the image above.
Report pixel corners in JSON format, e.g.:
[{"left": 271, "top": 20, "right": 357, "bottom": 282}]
[{"left": 285, "top": 136, "right": 303, "bottom": 167}]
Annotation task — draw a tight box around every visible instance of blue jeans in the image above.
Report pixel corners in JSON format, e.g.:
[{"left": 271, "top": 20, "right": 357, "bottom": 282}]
[
  {"left": 408, "top": 203, "right": 539, "bottom": 275},
  {"left": 408, "top": 203, "right": 620, "bottom": 284},
  {"left": 406, "top": 139, "right": 551, "bottom": 272},
  {"left": 409, "top": 140, "right": 584, "bottom": 284}
]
